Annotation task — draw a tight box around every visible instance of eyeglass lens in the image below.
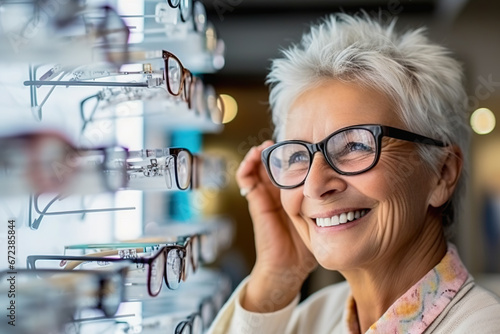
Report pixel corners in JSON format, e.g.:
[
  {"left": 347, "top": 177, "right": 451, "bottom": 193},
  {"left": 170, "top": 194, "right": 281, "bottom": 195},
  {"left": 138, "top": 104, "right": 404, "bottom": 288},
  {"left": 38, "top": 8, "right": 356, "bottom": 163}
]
[
  {"left": 178, "top": 314, "right": 203, "bottom": 334},
  {"left": 167, "top": 56, "right": 182, "bottom": 95},
  {"left": 190, "top": 236, "right": 200, "bottom": 269},
  {"left": 268, "top": 128, "right": 377, "bottom": 187},
  {"left": 168, "top": 0, "right": 181, "bottom": 8},
  {"left": 200, "top": 299, "right": 216, "bottom": 329},
  {"left": 184, "top": 240, "right": 193, "bottom": 280},
  {"left": 176, "top": 150, "right": 191, "bottom": 190},
  {"left": 180, "top": 0, "right": 192, "bottom": 22},
  {"left": 150, "top": 251, "right": 166, "bottom": 296},
  {"left": 166, "top": 248, "right": 182, "bottom": 289},
  {"left": 192, "top": 314, "right": 203, "bottom": 334}
]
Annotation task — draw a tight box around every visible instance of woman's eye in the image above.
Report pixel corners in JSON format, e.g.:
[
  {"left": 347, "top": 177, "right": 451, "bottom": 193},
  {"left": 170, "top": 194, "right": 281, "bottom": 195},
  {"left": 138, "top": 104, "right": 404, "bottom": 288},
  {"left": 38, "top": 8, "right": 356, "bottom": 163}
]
[
  {"left": 346, "top": 142, "right": 373, "bottom": 152},
  {"left": 288, "top": 151, "right": 309, "bottom": 165}
]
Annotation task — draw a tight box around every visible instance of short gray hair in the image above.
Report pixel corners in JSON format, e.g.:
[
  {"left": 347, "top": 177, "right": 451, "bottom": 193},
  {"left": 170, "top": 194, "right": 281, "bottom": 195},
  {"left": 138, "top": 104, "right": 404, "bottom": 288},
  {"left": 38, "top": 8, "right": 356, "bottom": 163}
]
[{"left": 266, "top": 12, "right": 470, "bottom": 232}]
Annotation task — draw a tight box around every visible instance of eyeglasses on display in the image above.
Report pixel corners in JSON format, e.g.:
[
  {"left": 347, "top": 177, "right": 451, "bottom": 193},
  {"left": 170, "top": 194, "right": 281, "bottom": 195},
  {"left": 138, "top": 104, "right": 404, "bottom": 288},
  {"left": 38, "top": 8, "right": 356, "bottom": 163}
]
[
  {"left": 0, "top": 267, "right": 127, "bottom": 317},
  {"left": 126, "top": 147, "right": 193, "bottom": 191},
  {"left": 28, "top": 236, "right": 201, "bottom": 298}
]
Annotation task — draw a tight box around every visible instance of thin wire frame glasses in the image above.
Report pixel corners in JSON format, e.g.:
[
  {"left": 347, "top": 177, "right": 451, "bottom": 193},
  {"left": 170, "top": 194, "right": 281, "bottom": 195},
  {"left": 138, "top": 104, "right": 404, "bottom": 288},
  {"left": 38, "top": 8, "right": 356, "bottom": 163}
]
[{"left": 261, "top": 124, "right": 446, "bottom": 189}]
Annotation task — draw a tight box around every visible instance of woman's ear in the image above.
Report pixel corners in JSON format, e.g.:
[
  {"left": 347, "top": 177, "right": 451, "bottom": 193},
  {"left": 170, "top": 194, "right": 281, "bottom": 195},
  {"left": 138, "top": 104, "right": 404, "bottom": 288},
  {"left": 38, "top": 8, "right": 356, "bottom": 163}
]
[{"left": 429, "top": 145, "right": 463, "bottom": 208}]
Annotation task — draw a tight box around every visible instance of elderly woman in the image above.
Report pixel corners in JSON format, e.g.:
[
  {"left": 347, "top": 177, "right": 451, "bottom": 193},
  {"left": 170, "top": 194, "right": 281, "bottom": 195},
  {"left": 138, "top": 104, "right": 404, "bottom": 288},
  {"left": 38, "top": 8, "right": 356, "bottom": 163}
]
[{"left": 209, "top": 13, "right": 500, "bottom": 333}]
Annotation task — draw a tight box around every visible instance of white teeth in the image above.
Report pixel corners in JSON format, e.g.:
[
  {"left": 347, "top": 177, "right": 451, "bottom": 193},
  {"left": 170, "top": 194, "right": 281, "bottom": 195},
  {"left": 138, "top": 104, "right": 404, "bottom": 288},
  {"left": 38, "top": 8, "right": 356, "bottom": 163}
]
[
  {"left": 315, "top": 209, "right": 369, "bottom": 227},
  {"left": 331, "top": 215, "right": 339, "bottom": 225},
  {"left": 347, "top": 211, "right": 354, "bottom": 221}
]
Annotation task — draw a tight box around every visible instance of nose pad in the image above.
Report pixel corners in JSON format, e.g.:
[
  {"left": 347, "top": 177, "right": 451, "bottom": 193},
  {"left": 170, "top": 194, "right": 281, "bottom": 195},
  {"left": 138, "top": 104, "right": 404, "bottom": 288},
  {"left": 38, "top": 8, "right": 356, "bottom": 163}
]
[{"left": 303, "top": 152, "right": 347, "bottom": 199}]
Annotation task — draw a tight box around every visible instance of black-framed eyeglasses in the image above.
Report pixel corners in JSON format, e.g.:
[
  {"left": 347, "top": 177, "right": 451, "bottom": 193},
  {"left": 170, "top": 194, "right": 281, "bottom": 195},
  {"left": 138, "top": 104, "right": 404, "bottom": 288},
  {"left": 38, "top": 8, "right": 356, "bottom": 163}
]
[
  {"left": 261, "top": 124, "right": 446, "bottom": 189},
  {"left": 175, "top": 312, "right": 203, "bottom": 334},
  {"left": 173, "top": 295, "right": 218, "bottom": 334},
  {"left": 27, "top": 246, "right": 185, "bottom": 298},
  {"left": 167, "top": 0, "right": 193, "bottom": 23}
]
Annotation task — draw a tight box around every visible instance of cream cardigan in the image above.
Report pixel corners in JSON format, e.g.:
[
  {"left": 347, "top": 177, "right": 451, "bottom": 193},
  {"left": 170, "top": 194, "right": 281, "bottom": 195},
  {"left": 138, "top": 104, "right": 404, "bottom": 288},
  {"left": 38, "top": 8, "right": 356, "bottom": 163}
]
[{"left": 208, "top": 265, "right": 500, "bottom": 333}]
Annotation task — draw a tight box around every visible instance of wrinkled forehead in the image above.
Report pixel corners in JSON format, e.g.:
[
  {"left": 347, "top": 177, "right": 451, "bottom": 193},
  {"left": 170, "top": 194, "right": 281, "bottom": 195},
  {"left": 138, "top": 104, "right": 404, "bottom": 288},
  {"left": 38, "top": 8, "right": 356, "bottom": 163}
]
[{"left": 278, "top": 80, "right": 401, "bottom": 142}]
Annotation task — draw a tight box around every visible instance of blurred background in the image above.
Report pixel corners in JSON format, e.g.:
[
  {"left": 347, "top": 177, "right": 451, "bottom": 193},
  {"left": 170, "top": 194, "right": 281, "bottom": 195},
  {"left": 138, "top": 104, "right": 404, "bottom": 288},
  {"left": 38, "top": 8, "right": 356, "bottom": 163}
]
[{"left": 199, "top": 0, "right": 500, "bottom": 295}]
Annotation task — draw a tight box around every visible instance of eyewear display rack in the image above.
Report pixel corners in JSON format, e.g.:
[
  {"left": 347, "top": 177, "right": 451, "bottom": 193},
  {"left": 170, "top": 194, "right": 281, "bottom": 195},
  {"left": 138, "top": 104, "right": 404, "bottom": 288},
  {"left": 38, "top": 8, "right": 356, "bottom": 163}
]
[{"left": 0, "top": 1, "right": 233, "bottom": 333}]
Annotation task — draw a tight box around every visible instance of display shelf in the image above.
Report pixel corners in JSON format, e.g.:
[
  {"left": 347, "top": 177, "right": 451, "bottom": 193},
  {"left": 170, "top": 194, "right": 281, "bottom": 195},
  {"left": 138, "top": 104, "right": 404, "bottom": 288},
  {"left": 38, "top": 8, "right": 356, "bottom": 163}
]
[
  {"left": 0, "top": 2, "right": 223, "bottom": 75},
  {"left": 0, "top": 0, "right": 232, "bottom": 333},
  {"left": 124, "top": 32, "right": 223, "bottom": 74}
]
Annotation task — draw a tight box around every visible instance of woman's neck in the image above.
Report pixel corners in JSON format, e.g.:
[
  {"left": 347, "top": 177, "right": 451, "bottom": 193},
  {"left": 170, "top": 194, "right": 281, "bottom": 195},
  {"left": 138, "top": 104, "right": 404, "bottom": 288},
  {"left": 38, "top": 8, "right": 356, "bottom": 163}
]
[{"left": 341, "top": 225, "right": 447, "bottom": 333}]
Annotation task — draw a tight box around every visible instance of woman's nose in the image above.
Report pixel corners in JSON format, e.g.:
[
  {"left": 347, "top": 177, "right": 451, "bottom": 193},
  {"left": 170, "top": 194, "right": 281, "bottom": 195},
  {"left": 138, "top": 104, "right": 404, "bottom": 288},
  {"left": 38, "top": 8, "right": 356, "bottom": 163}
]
[{"left": 302, "top": 153, "right": 347, "bottom": 199}]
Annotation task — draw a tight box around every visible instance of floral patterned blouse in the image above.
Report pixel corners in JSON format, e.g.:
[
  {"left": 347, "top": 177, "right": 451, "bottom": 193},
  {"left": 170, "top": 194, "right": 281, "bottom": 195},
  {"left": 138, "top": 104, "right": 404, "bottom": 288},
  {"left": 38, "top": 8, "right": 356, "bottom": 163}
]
[{"left": 345, "top": 244, "right": 469, "bottom": 333}]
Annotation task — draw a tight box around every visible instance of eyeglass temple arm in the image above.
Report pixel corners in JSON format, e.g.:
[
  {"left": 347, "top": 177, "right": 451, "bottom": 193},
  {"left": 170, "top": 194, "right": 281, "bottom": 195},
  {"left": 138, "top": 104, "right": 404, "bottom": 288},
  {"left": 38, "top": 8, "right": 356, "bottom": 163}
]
[
  {"left": 24, "top": 80, "right": 150, "bottom": 87},
  {"left": 29, "top": 193, "right": 136, "bottom": 230},
  {"left": 27, "top": 250, "right": 145, "bottom": 270},
  {"left": 80, "top": 93, "right": 102, "bottom": 132},
  {"left": 382, "top": 126, "right": 446, "bottom": 147},
  {"left": 28, "top": 65, "right": 68, "bottom": 121}
]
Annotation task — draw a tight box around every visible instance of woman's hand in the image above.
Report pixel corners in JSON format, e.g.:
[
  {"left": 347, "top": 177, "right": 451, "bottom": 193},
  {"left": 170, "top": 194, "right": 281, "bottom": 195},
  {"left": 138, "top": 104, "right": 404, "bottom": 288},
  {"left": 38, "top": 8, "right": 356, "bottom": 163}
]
[{"left": 236, "top": 140, "right": 317, "bottom": 313}]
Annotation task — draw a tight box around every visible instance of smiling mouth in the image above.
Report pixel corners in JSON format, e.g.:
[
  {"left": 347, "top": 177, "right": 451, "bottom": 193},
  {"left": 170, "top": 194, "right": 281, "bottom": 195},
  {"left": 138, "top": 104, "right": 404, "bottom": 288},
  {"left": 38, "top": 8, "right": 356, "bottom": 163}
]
[{"left": 314, "top": 209, "right": 370, "bottom": 227}]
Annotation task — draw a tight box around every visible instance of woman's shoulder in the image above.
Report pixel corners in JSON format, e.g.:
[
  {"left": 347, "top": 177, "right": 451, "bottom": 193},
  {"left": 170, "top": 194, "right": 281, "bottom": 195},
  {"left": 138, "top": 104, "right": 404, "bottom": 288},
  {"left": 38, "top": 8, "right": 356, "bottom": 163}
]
[
  {"left": 426, "top": 275, "right": 500, "bottom": 333},
  {"left": 451, "top": 276, "right": 500, "bottom": 313},
  {"left": 299, "top": 280, "right": 351, "bottom": 309},
  {"left": 288, "top": 281, "right": 351, "bottom": 333}
]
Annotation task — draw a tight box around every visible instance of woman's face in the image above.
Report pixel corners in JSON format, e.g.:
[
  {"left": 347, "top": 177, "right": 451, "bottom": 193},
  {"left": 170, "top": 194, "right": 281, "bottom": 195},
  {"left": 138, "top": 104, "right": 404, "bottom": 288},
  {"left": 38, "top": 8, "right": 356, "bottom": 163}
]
[{"left": 281, "top": 80, "right": 441, "bottom": 271}]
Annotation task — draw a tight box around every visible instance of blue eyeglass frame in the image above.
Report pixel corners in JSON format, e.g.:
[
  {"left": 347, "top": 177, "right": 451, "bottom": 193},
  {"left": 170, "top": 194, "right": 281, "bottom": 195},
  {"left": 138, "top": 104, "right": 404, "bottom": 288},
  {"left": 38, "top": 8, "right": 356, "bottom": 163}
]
[{"left": 261, "top": 124, "right": 446, "bottom": 189}]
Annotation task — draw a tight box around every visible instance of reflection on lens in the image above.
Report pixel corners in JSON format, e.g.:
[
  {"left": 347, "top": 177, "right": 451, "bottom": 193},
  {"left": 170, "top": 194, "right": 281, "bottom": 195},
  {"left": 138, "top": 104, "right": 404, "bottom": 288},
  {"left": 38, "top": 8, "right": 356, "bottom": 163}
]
[
  {"left": 168, "top": 57, "right": 182, "bottom": 95},
  {"left": 193, "top": 1, "right": 207, "bottom": 33},
  {"left": 180, "top": 0, "right": 192, "bottom": 22},
  {"left": 176, "top": 150, "right": 191, "bottom": 190},
  {"left": 168, "top": 0, "right": 180, "bottom": 8},
  {"left": 205, "top": 85, "right": 223, "bottom": 124},
  {"left": 185, "top": 242, "right": 192, "bottom": 280},
  {"left": 191, "top": 236, "right": 200, "bottom": 270},
  {"left": 192, "top": 314, "right": 203, "bottom": 334},
  {"left": 327, "top": 129, "right": 376, "bottom": 173},
  {"left": 183, "top": 74, "right": 192, "bottom": 104},
  {"left": 200, "top": 299, "right": 215, "bottom": 329},
  {"left": 150, "top": 251, "right": 165, "bottom": 296},
  {"left": 178, "top": 323, "right": 189, "bottom": 334},
  {"left": 193, "top": 79, "right": 206, "bottom": 116},
  {"left": 166, "top": 249, "right": 182, "bottom": 289},
  {"left": 200, "top": 233, "right": 216, "bottom": 263},
  {"left": 269, "top": 143, "right": 310, "bottom": 187}
]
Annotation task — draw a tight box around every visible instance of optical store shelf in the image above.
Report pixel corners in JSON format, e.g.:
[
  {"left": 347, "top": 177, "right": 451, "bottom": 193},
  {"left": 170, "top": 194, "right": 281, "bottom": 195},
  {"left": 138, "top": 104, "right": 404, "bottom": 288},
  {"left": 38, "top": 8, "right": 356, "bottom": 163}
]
[
  {"left": 0, "top": 267, "right": 231, "bottom": 334},
  {"left": 0, "top": 5, "right": 221, "bottom": 74},
  {"left": 0, "top": 0, "right": 233, "bottom": 333}
]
